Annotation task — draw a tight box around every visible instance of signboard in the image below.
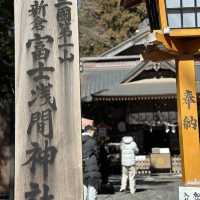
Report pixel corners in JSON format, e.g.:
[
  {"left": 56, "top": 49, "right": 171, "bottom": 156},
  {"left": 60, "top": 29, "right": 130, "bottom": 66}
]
[
  {"left": 179, "top": 186, "right": 200, "bottom": 200},
  {"left": 15, "top": 0, "right": 83, "bottom": 199}
]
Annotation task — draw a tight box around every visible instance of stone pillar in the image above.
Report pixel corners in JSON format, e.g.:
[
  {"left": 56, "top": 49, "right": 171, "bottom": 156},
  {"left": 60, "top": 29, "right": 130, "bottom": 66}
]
[{"left": 15, "top": 0, "right": 83, "bottom": 199}]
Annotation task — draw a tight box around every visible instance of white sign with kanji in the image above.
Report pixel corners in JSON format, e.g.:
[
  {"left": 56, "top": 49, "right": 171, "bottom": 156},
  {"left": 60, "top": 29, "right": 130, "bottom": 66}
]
[{"left": 179, "top": 186, "right": 200, "bottom": 200}]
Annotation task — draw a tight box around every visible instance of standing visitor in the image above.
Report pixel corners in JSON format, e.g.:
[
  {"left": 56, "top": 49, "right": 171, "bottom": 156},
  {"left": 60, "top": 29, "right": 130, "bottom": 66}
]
[
  {"left": 82, "top": 125, "right": 101, "bottom": 200},
  {"left": 120, "top": 136, "right": 139, "bottom": 194}
]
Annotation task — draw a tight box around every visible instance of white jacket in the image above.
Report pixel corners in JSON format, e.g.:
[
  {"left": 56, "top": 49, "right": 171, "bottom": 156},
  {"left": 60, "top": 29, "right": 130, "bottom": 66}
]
[{"left": 120, "top": 136, "right": 139, "bottom": 166}]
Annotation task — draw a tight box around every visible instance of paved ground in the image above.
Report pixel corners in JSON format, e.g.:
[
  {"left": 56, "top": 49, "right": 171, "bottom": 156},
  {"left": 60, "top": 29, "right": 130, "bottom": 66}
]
[{"left": 98, "top": 174, "right": 181, "bottom": 200}]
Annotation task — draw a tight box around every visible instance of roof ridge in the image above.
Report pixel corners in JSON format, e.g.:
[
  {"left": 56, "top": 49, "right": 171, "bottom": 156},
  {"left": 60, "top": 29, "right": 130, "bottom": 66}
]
[{"left": 100, "top": 28, "right": 150, "bottom": 57}]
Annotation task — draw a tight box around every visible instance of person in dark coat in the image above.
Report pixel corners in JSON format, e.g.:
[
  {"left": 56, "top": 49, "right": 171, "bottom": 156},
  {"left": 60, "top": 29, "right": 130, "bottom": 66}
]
[
  {"left": 99, "top": 137, "right": 110, "bottom": 185},
  {"left": 82, "top": 125, "right": 101, "bottom": 200}
]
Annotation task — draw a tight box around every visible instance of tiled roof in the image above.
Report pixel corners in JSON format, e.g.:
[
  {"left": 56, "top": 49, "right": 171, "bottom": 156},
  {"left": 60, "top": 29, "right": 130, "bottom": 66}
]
[
  {"left": 80, "top": 59, "right": 177, "bottom": 102},
  {"left": 81, "top": 66, "right": 134, "bottom": 102},
  {"left": 100, "top": 28, "right": 150, "bottom": 57},
  {"left": 93, "top": 78, "right": 200, "bottom": 100},
  {"left": 94, "top": 78, "right": 177, "bottom": 98}
]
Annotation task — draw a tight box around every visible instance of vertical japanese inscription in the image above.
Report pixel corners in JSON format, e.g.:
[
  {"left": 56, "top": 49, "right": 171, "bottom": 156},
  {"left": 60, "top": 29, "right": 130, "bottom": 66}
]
[
  {"left": 182, "top": 90, "right": 197, "bottom": 131},
  {"left": 29, "top": 0, "right": 48, "bottom": 31},
  {"left": 183, "top": 90, "right": 196, "bottom": 110},
  {"left": 25, "top": 182, "right": 54, "bottom": 200},
  {"left": 24, "top": 0, "right": 58, "bottom": 199},
  {"left": 55, "top": 0, "right": 74, "bottom": 63},
  {"left": 184, "top": 192, "right": 190, "bottom": 200}
]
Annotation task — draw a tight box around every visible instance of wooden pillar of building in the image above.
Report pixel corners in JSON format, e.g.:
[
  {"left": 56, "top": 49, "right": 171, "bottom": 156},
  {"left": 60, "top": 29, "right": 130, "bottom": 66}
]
[
  {"left": 176, "top": 58, "right": 200, "bottom": 184},
  {"left": 15, "top": 0, "right": 83, "bottom": 199}
]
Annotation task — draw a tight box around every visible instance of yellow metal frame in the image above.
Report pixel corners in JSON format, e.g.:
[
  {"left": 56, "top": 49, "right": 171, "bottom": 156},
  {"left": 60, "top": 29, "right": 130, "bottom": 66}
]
[{"left": 157, "top": 0, "right": 200, "bottom": 37}]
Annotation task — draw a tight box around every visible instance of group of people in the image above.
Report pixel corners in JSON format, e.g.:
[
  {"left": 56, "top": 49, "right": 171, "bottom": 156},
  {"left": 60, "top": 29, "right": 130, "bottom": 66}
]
[{"left": 82, "top": 125, "right": 139, "bottom": 200}]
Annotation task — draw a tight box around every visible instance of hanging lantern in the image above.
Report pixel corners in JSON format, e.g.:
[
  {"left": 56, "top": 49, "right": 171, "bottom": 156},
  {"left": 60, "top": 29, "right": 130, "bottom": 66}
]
[
  {"left": 146, "top": 0, "right": 200, "bottom": 36},
  {"left": 166, "top": 0, "right": 200, "bottom": 28}
]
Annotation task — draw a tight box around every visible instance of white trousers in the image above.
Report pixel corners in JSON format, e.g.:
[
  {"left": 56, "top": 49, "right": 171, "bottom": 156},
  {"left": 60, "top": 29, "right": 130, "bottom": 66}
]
[
  {"left": 84, "top": 185, "right": 97, "bottom": 200},
  {"left": 120, "top": 165, "right": 136, "bottom": 194}
]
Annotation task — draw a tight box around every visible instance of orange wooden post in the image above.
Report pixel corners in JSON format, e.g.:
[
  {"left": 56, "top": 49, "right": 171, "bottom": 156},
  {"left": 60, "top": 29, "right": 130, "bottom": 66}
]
[{"left": 176, "top": 58, "right": 200, "bottom": 184}]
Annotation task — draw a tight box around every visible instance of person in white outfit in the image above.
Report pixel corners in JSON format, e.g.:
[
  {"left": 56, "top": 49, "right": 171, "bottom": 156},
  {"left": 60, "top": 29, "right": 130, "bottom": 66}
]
[{"left": 120, "top": 136, "right": 139, "bottom": 194}]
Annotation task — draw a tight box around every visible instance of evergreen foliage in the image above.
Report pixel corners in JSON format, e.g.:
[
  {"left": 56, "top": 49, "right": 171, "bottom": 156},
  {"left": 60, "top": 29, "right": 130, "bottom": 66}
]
[
  {"left": 0, "top": 0, "right": 14, "bottom": 144},
  {"left": 0, "top": 0, "right": 14, "bottom": 105},
  {"left": 79, "top": 0, "right": 146, "bottom": 57}
]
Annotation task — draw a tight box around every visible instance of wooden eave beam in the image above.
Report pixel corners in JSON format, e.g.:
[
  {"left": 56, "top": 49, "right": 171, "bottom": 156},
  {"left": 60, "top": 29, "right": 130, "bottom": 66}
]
[
  {"left": 144, "top": 31, "right": 200, "bottom": 61},
  {"left": 142, "top": 48, "right": 178, "bottom": 62}
]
